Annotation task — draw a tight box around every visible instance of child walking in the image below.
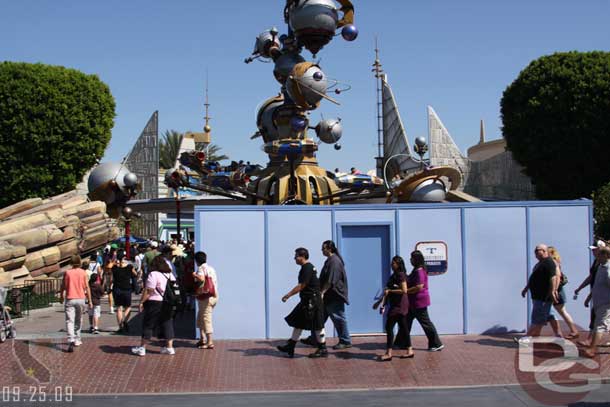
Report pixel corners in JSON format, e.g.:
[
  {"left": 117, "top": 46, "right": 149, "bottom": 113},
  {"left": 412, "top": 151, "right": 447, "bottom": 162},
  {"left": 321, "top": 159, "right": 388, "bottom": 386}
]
[{"left": 88, "top": 274, "right": 104, "bottom": 334}]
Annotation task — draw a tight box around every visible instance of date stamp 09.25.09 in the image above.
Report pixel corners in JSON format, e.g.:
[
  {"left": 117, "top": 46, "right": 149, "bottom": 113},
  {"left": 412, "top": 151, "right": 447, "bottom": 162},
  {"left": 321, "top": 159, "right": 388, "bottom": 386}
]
[{"left": 2, "top": 386, "right": 73, "bottom": 404}]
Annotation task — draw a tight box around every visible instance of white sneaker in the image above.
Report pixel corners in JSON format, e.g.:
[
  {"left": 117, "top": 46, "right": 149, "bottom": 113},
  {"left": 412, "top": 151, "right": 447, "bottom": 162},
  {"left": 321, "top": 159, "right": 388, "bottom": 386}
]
[
  {"left": 160, "top": 347, "right": 175, "bottom": 355},
  {"left": 74, "top": 340, "right": 82, "bottom": 347},
  {"left": 109, "top": 308, "right": 115, "bottom": 314},
  {"left": 428, "top": 344, "right": 444, "bottom": 352},
  {"left": 131, "top": 346, "right": 146, "bottom": 356}
]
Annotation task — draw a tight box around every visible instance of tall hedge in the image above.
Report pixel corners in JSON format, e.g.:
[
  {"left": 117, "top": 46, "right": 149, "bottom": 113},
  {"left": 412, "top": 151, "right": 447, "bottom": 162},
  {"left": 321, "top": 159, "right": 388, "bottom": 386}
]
[
  {"left": 0, "top": 62, "right": 115, "bottom": 207},
  {"left": 501, "top": 51, "right": 610, "bottom": 199}
]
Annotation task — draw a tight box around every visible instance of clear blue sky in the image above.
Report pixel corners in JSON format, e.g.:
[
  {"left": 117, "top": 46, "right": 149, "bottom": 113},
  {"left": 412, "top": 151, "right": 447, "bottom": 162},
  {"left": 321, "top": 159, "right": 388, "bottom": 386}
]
[{"left": 1, "top": 0, "right": 609, "bottom": 173}]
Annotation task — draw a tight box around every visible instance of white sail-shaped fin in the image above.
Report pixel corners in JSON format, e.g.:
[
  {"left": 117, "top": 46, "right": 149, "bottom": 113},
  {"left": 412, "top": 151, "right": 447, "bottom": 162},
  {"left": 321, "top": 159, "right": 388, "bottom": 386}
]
[
  {"left": 382, "top": 75, "right": 420, "bottom": 180},
  {"left": 427, "top": 106, "right": 470, "bottom": 189}
]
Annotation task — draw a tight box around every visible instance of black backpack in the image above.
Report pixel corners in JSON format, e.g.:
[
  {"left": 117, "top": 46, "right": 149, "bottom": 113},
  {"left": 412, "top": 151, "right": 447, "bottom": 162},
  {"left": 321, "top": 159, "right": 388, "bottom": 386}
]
[{"left": 157, "top": 274, "right": 182, "bottom": 309}]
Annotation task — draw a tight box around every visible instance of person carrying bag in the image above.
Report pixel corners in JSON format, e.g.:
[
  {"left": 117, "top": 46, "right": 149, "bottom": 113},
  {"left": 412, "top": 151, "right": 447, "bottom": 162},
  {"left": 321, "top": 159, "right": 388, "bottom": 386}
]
[{"left": 193, "top": 252, "right": 219, "bottom": 349}]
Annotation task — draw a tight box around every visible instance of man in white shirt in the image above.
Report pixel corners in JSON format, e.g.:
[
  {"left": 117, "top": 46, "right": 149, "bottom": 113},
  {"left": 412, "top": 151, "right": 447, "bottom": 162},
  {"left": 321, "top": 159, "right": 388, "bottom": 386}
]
[{"left": 134, "top": 249, "right": 145, "bottom": 294}]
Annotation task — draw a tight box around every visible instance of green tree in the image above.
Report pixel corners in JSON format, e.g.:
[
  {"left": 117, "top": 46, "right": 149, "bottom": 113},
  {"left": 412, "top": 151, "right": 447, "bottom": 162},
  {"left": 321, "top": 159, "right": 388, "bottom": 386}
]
[
  {"left": 500, "top": 51, "right": 610, "bottom": 199},
  {"left": 0, "top": 62, "right": 115, "bottom": 207},
  {"left": 593, "top": 182, "right": 610, "bottom": 239},
  {"left": 159, "top": 130, "right": 183, "bottom": 169}
]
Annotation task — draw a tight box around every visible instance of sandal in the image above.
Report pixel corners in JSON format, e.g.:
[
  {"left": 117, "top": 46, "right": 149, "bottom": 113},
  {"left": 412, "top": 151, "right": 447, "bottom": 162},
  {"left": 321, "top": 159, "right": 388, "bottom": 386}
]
[
  {"left": 400, "top": 353, "right": 415, "bottom": 359},
  {"left": 565, "top": 333, "right": 580, "bottom": 340},
  {"left": 196, "top": 340, "right": 205, "bottom": 349},
  {"left": 203, "top": 343, "right": 215, "bottom": 349},
  {"left": 378, "top": 354, "right": 392, "bottom": 362}
]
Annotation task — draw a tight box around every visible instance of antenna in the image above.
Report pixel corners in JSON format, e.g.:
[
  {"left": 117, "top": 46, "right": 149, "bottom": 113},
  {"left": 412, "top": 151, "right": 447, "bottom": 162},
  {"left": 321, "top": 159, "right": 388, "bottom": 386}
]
[
  {"left": 203, "top": 69, "right": 212, "bottom": 156},
  {"left": 372, "top": 37, "right": 385, "bottom": 177},
  {"left": 204, "top": 69, "right": 211, "bottom": 131}
]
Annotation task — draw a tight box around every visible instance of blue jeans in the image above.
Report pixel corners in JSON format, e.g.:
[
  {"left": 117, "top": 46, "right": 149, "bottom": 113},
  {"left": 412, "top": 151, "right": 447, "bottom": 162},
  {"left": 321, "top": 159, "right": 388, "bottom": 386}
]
[{"left": 325, "top": 298, "right": 351, "bottom": 344}]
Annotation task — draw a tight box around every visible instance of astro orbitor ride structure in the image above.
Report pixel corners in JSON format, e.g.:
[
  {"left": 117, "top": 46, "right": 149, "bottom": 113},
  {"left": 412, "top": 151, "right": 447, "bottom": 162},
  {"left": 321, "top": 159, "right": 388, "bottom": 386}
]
[
  {"left": 166, "top": 0, "right": 385, "bottom": 205},
  {"left": 162, "top": 0, "right": 471, "bottom": 205}
]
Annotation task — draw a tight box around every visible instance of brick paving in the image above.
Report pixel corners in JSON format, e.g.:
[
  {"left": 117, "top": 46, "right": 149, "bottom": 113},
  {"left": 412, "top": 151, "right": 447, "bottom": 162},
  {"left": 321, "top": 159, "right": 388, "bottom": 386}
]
[
  {"left": 2, "top": 333, "right": 609, "bottom": 394},
  {"left": 3, "top": 302, "right": 609, "bottom": 395}
]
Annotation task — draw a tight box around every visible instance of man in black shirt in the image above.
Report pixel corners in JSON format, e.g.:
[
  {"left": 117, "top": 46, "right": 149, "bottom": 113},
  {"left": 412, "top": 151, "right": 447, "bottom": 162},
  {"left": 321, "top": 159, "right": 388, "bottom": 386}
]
[
  {"left": 277, "top": 247, "right": 327, "bottom": 358},
  {"left": 516, "top": 244, "right": 560, "bottom": 343},
  {"left": 319, "top": 240, "right": 352, "bottom": 349}
]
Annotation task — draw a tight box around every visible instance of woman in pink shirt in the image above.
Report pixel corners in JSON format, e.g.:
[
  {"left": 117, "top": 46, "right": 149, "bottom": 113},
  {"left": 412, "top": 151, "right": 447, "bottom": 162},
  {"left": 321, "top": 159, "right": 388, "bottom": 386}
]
[
  {"left": 398, "top": 250, "right": 443, "bottom": 356},
  {"left": 131, "top": 256, "right": 176, "bottom": 356}
]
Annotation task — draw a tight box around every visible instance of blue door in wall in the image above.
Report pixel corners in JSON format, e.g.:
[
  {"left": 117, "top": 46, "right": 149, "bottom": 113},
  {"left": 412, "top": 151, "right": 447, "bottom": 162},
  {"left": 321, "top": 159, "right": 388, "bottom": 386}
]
[{"left": 339, "top": 225, "right": 391, "bottom": 334}]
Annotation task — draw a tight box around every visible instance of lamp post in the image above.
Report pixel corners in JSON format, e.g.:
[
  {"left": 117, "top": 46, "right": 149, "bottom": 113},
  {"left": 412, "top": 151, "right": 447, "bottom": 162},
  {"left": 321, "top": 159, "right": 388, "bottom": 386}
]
[
  {"left": 175, "top": 191, "right": 181, "bottom": 242},
  {"left": 122, "top": 207, "right": 133, "bottom": 260}
]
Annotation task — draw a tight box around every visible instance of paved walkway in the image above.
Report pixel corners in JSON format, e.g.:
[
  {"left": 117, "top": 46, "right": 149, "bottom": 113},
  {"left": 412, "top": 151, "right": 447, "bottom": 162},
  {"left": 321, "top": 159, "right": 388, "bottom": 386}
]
[{"left": 4, "top": 302, "right": 610, "bottom": 403}]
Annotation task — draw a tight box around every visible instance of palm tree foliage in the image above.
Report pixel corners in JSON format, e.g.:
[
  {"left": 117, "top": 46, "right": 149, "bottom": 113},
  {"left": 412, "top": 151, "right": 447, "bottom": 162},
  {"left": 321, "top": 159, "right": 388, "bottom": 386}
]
[
  {"left": 201, "top": 143, "right": 229, "bottom": 162},
  {"left": 159, "top": 129, "right": 230, "bottom": 169},
  {"left": 159, "top": 130, "right": 183, "bottom": 169}
]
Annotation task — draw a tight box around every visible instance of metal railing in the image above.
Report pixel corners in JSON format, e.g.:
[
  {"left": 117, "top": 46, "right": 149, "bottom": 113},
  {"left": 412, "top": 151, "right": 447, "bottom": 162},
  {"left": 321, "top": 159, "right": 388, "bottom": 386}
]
[{"left": 3, "top": 279, "right": 62, "bottom": 317}]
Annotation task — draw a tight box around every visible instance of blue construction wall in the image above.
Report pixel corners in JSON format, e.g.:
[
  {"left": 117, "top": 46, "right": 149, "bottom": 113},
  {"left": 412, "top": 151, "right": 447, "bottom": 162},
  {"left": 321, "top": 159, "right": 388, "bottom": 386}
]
[{"left": 194, "top": 201, "right": 592, "bottom": 340}]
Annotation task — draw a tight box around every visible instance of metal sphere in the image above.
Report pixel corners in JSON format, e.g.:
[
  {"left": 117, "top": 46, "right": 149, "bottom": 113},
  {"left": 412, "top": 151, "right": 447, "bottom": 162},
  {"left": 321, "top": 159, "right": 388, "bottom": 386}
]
[
  {"left": 273, "top": 52, "right": 305, "bottom": 85},
  {"left": 415, "top": 136, "right": 427, "bottom": 147},
  {"left": 87, "top": 162, "right": 133, "bottom": 204},
  {"left": 253, "top": 29, "right": 281, "bottom": 59},
  {"left": 290, "top": 116, "right": 308, "bottom": 132},
  {"left": 315, "top": 118, "right": 342, "bottom": 144},
  {"left": 286, "top": 63, "right": 327, "bottom": 109},
  {"left": 313, "top": 71, "right": 324, "bottom": 81},
  {"left": 341, "top": 24, "right": 358, "bottom": 41},
  {"left": 123, "top": 172, "right": 138, "bottom": 188},
  {"left": 334, "top": 143, "right": 341, "bottom": 150},
  {"left": 121, "top": 206, "right": 133, "bottom": 218},
  {"left": 411, "top": 179, "right": 447, "bottom": 202},
  {"left": 204, "top": 124, "right": 212, "bottom": 133},
  {"left": 288, "top": 0, "right": 338, "bottom": 55},
  {"left": 256, "top": 95, "right": 284, "bottom": 142}
]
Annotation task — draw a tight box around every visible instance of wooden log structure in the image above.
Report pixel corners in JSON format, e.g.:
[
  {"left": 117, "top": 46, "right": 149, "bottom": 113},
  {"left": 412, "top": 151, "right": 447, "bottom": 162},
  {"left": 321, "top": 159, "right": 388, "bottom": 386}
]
[
  {"left": 0, "top": 191, "right": 127, "bottom": 286},
  {"left": 0, "top": 198, "right": 43, "bottom": 221}
]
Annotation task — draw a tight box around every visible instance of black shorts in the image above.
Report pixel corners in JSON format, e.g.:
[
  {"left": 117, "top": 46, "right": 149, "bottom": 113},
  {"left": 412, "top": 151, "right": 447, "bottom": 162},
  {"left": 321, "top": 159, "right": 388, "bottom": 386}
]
[
  {"left": 113, "top": 288, "right": 132, "bottom": 307},
  {"left": 142, "top": 301, "right": 174, "bottom": 340}
]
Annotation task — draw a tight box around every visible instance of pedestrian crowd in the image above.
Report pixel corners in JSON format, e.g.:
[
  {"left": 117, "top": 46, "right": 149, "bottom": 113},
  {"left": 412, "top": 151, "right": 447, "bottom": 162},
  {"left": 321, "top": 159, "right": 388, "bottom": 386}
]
[
  {"left": 515, "top": 240, "right": 610, "bottom": 358},
  {"left": 59, "top": 236, "right": 610, "bottom": 360},
  {"left": 276, "top": 241, "right": 443, "bottom": 361},
  {"left": 60, "top": 238, "right": 219, "bottom": 356}
]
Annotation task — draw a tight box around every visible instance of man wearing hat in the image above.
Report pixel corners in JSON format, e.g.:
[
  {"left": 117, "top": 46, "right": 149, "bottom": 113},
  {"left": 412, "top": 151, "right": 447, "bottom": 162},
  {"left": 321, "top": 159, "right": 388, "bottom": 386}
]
[
  {"left": 575, "top": 240, "right": 607, "bottom": 347},
  {"left": 144, "top": 241, "right": 159, "bottom": 280},
  {"left": 584, "top": 246, "right": 610, "bottom": 357},
  {"left": 161, "top": 245, "right": 180, "bottom": 278}
]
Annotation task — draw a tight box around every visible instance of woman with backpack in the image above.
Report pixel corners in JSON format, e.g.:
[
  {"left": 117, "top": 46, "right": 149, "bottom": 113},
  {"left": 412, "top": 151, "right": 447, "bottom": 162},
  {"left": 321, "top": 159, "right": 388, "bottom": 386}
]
[{"left": 131, "top": 255, "right": 177, "bottom": 357}]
